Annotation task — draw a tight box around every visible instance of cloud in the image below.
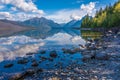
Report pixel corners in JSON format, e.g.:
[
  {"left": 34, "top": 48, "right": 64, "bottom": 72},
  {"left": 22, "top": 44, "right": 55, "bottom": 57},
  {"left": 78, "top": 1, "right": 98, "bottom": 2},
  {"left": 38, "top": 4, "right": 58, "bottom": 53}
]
[
  {"left": 45, "top": 2, "right": 96, "bottom": 23},
  {"left": 0, "top": 1, "right": 96, "bottom": 23},
  {"left": 0, "top": 0, "right": 44, "bottom": 21},
  {"left": 81, "top": 2, "right": 96, "bottom": 14},
  {"left": 70, "top": 14, "right": 82, "bottom": 20},
  {"left": 0, "top": 0, "right": 44, "bottom": 14},
  {"left": 46, "top": 9, "right": 79, "bottom": 23},
  {"left": 1, "top": 12, "right": 43, "bottom": 21},
  {"left": 0, "top": 11, "right": 43, "bottom": 21},
  {"left": 11, "top": 12, "right": 42, "bottom": 21},
  {"left": 71, "top": 2, "right": 96, "bottom": 20},
  {"left": 0, "top": 12, "right": 12, "bottom": 19}
]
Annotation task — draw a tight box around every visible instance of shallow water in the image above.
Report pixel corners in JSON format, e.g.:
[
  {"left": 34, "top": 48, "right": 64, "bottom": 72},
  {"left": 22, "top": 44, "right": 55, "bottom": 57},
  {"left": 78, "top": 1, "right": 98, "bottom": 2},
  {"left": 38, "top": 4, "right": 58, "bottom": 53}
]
[
  {"left": 0, "top": 29, "right": 85, "bottom": 61},
  {"left": 0, "top": 29, "right": 86, "bottom": 78}
]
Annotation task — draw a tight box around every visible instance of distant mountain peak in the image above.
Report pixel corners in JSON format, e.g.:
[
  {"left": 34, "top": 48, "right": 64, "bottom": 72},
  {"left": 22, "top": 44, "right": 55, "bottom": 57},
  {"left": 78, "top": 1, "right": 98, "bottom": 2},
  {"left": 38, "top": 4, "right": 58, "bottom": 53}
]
[
  {"left": 63, "top": 19, "right": 82, "bottom": 29},
  {"left": 26, "top": 17, "right": 46, "bottom": 21},
  {"left": 22, "top": 17, "right": 62, "bottom": 29}
]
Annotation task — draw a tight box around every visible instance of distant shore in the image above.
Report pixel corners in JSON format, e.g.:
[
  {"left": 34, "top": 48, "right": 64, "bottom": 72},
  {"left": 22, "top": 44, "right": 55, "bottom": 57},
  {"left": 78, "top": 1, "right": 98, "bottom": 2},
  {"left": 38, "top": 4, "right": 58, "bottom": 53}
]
[{"left": 80, "top": 27, "right": 120, "bottom": 32}]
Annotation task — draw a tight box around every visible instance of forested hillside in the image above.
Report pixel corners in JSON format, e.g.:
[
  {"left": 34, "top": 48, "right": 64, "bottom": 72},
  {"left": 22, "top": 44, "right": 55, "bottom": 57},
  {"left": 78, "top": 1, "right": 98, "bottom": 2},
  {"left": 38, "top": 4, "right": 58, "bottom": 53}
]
[{"left": 81, "top": 0, "right": 120, "bottom": 28}]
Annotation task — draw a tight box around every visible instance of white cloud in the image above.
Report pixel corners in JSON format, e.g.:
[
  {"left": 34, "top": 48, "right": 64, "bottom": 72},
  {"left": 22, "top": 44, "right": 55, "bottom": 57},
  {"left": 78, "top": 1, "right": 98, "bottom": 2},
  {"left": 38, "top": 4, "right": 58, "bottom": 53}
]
[
  {"left": 45, "top": 2, "right": 96, "bottom": 23},
  {"left": 0, "top": 12, "right": 12, "bottom": 19},
  {"left": 46, "top": 9, "right": 79, "bottom": 23},
  {"left": 0, "top": 11, "right": 43, "bottom": 21},
  {"left": 11, "top": 12, "right": 42, "bottom": 21},
  {"left": 70, "top": 14, "right": 82, "bottom": 20},
  {"left": 0, "top": 0, "right": 44, "bottom": 14},
  {"left": 72, "top": 2, "right": 96, "bottom": 20},
  {"left": 0, "top": 1, "right": 96, "bottom": 23},
  {"left": 0, "top": 0, "right": 44, "bottom": 21},
  {"left": 81, "top": 2, "right": 96, "bottom": 14}
]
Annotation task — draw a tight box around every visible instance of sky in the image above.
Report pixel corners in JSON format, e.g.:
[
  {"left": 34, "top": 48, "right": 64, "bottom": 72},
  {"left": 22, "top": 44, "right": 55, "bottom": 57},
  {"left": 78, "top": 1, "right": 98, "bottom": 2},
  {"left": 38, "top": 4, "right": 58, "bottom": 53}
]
[{"left": 0, "top": 0, "right": 118, "bottom": 23}]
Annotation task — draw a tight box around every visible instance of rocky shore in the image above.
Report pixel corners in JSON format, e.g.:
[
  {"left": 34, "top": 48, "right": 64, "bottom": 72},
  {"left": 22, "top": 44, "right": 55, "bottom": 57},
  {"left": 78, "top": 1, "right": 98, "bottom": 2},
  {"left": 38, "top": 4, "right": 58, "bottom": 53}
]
[{"left": 1, "top": 30, "right": 120, "bottom": 80}]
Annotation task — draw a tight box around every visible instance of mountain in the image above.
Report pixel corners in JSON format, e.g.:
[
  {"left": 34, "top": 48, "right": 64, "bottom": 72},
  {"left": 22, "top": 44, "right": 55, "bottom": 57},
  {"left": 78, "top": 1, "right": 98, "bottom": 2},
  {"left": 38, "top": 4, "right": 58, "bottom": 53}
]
[
  {"left": 0, "top": 17, "right": 83, "bottom": 31},
  {"left": 21, "top": 17, "right": 62, "bottom": 30},
  {"left": 0, "top": 19, "right": 21, "bottom": 25},
  {"left": 63, "top": 20, "right": 82, "bottom": 29},
  {"left": 0, "top": 21, "right": 29, "bottom": 37}
]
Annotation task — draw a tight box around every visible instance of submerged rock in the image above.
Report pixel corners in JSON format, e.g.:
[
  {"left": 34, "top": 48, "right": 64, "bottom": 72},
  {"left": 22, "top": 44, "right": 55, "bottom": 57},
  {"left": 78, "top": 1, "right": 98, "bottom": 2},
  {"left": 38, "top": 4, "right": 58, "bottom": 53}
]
[
  {"left": 82, "top": 55, "right": 92, "bottom": 61},
  {"left": 36, "top": 68, "right": 43, "bottom": 73},
  {"left": 17, "top": 58, "right": 29, "bottom": 64},
  {"left": 40, "top": 56, "right": 48, "bottom": 61},
  {"left": 50, "top": 51, "right": 58, "bottom": 58},
  {"left": 4, "top": 63, "right": 13, "bottom": 68},
  {"left": 31, "top": 61, "right": 39, "bottom": 67},
  {"left": 48, "top": 58, "right": 54, "bottom": 61},
  {"left": 62, "top": 48, "right": 72, "bottom": 53},
  {"left": 25, "top": 69, "right": 35, "bottom": 76},
  {"left": 26, "top": 52, "right": 35, "bottom": 55},
  {"left": 62, "top": 48, "right": 76, "bottom": 54},
  {"left": 40, "top": 50, "right": 46, "bottom": 54}
]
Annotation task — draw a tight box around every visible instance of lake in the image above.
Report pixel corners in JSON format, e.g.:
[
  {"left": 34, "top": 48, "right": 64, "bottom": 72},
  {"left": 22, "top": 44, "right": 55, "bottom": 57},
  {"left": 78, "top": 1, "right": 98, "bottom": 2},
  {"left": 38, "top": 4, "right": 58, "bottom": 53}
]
[{"left": 0, "top": 29, "right": 102, "bottom": 78}]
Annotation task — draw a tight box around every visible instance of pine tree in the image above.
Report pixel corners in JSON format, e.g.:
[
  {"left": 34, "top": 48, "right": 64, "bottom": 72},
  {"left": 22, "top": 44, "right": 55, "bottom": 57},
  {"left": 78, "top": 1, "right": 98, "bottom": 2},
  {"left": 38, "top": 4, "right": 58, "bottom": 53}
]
[{"left": 81, "top": 1, "right": 120, "bottom": 28}]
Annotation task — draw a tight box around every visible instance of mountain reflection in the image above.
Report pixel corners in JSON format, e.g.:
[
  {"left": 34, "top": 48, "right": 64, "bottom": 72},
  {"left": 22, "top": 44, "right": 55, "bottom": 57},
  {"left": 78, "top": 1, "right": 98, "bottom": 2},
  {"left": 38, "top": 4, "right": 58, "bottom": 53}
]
[
  {"left": 14, "top": 29, "right": 80, "bottom": 39},
  {"left": 0, "top": 29, "right": 85, "bottom": 62}
]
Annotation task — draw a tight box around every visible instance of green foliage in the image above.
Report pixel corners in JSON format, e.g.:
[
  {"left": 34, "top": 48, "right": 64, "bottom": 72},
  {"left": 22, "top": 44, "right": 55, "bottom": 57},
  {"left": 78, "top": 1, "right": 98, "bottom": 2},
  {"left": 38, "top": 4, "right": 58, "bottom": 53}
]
[
  {"left": 81, "top": 1, "right": 120, "bottom": 28},
  {"left": 81, "top": 14, "right": 91, "bottom": 28}
]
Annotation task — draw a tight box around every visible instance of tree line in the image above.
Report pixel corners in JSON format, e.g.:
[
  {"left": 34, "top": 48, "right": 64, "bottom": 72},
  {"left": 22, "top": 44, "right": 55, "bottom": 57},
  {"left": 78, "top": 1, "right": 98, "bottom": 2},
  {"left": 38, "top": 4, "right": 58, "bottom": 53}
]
[{"left": 81, "top": 0, "right": 120, "bottom": 28}]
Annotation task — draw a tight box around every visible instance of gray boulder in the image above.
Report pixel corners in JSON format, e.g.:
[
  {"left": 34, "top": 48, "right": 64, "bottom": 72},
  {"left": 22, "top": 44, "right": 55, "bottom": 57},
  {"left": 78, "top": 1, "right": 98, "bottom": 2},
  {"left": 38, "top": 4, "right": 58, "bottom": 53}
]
[{"left": 95, "top": 52, "right": 109, "bottom": 60}]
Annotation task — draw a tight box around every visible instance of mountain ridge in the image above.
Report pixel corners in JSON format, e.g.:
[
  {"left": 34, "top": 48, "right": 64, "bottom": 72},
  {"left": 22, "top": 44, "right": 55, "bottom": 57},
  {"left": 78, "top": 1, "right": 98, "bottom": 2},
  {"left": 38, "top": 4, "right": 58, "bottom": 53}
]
[
  {"left": 0, "top": 21, "right": 30, "bottom": 37},
  {"left": 0, "top": 17, "right": 83, "bottom": 30}
]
